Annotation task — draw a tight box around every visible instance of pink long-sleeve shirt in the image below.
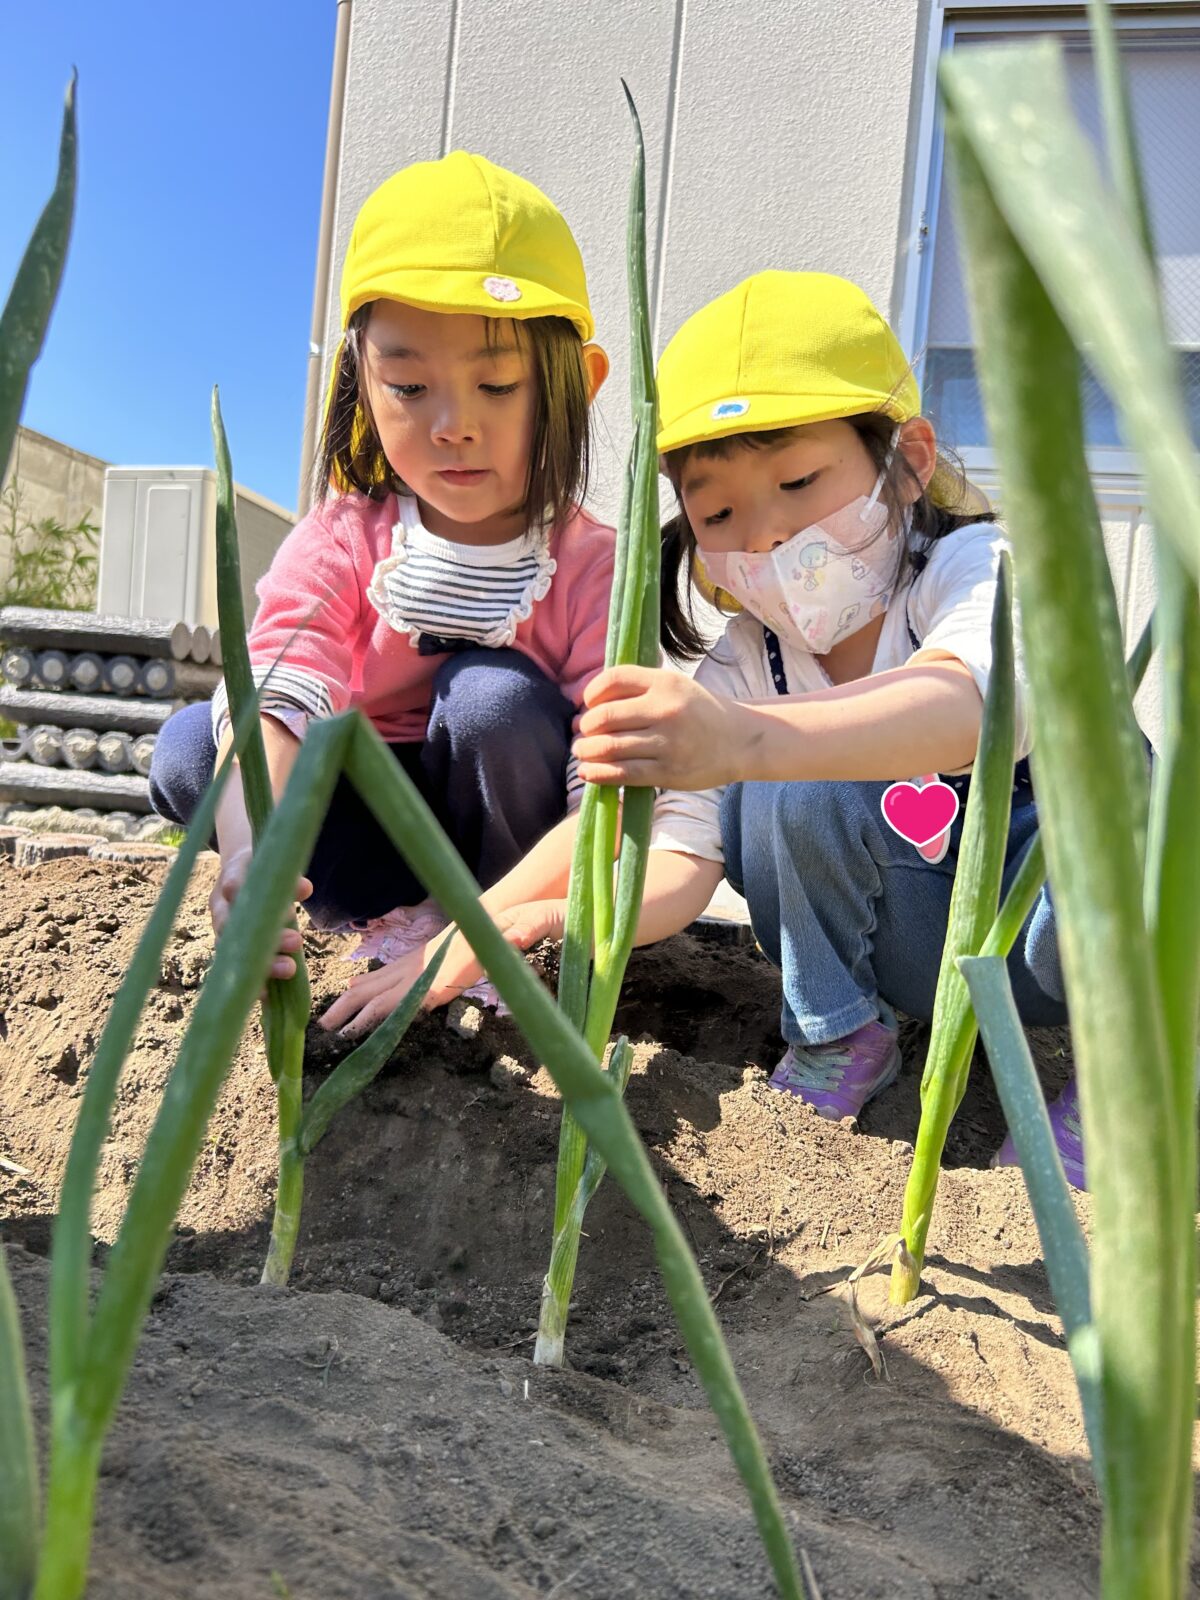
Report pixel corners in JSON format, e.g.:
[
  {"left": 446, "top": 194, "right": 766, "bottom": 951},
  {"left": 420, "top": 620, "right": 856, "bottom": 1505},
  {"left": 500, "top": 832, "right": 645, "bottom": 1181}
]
[{"left": 213, "top": 492, "right": 616, "bottom": 762}]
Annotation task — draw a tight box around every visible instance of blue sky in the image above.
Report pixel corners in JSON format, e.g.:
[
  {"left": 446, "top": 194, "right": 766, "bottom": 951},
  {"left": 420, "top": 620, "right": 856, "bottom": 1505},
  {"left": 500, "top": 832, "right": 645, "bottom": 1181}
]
[{"left": 1, "top": 1, "right": 334, "bottom": 513}]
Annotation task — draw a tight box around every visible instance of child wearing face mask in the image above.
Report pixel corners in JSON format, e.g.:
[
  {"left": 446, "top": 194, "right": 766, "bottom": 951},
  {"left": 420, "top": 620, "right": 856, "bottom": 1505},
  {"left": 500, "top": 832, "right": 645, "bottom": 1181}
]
[
  {"left": 149, "top": 152, "right": 616, "bottom": 1033},
  {"left": 555, "top": 271, "right": 1078, "bottom": 1183}
]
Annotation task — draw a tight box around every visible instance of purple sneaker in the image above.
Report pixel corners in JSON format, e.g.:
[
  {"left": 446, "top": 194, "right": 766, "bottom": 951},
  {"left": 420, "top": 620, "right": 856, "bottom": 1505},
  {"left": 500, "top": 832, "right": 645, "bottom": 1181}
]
[
  {"left": 993, "top": 1075, "right": 1086, "bottom": 1190},
  {"left": 769, "top": 1018, "right": 902, "bottom": 1122}
]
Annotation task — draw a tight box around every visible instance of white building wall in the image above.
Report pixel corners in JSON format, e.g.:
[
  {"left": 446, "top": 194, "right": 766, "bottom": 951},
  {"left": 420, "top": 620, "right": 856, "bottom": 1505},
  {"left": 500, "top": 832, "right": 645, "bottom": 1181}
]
[
  {"left": 327, "top": 0, "right": 1164, "bottom": 741},
  {"left": 325, "top": 0, "right": 927, "bottom": 519}
]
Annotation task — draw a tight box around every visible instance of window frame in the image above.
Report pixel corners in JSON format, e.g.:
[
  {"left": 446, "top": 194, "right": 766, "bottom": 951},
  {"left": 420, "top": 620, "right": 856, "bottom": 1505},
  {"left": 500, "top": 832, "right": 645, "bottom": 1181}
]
[{"left": 897, "top": 1, "right": 1200, "bottom": 491}]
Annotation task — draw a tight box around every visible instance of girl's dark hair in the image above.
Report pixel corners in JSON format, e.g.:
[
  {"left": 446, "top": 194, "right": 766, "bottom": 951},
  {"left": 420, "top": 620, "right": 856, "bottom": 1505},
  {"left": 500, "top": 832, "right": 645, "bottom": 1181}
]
[
  {"left": 659, "top": 412, "right": 994, "bottom": 661},
  {"left": 314, "top": 306, "right": 592, "bottom": 531}
]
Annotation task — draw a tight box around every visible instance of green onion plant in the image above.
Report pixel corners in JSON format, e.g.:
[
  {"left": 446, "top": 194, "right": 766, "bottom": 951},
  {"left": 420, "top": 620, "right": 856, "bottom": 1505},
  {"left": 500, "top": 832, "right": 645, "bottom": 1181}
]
[
  {"left": 889, "top": 555, "right": 1017, "bottom": 1301},
  {"left": 29, "top": 700, "right": 279, "bottom": 1599},
  {"left": 533, "top": 83, "right": 661, "bottom": 1372},
  {"left": 899, "top": 5, "right": 1197, "bottom": 1588},
  {"left": 211, "top": 390, "right": 445, "bottom": 1286},
  {"left": 0, "top": 74, "right": 75, "bottom": 486},
  {"left": 890, "top": 604, "right": 1155, "bottom": 1305},
  {"left": 251, "top": 710, "right": 806, "bottom": 1599}
]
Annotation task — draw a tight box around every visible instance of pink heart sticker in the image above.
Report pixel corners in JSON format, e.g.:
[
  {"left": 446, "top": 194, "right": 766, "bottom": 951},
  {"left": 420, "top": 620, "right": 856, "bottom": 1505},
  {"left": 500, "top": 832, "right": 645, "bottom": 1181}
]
[{"left": 881, "top": 779, "right": 960, "bottom": 849}]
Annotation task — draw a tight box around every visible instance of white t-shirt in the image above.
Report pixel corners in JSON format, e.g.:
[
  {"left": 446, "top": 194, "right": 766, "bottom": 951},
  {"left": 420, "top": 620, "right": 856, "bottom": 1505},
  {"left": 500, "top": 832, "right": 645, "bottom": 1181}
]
[{"left": 649, "top": 520, "right": 1029, "bottom": 864}]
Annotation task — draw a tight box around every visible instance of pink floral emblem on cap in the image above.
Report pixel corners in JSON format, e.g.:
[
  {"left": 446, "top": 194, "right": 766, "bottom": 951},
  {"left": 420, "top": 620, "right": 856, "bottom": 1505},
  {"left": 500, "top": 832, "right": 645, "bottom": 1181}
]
[{"left": 483, "top": 275, "right": 522, "bottom": 303}]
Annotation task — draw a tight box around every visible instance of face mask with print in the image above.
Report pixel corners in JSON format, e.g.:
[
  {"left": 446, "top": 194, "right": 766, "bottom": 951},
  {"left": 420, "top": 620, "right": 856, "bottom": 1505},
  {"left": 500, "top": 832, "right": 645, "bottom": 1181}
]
[{"left": 697, "top": 472, "right": 901, "bottom": 655}]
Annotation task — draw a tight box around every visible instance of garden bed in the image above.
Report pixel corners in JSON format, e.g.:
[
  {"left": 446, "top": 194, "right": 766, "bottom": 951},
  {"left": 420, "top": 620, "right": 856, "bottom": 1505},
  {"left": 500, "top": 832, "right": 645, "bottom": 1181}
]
[{"left": 0, "top": 853, "right": 1169, "bottom": 1598}]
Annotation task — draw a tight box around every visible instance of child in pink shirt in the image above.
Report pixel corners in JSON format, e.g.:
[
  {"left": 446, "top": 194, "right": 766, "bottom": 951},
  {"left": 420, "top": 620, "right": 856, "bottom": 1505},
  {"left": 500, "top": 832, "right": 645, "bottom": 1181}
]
[{"left": 150, "top": 152, "right": 614, "bottom": 1030}]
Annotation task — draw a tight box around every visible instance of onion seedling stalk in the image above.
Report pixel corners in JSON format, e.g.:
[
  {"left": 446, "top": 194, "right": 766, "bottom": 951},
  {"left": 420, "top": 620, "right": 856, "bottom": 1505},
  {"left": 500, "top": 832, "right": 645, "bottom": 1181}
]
[
  {"left": 211, "top": 392, "right": 447, "bottom": 1287},
  {"left": 533, "top": 82, "right": 660, "bottom": 1372},
  {"left": 32, "top": 689, "right": 291, "bottom": 1600},
  {"left": 889, "top": 603, "right": 1155, "bottom": 1306},
  {"left": 0, "top": 73, "right": 76, "bottom": 484},
  {"left": 890, "top": 556, "right": 1017, "bottom": 1302},
  {"left": 929, "top": 13, "right": 1198, "bottom": 1585}
]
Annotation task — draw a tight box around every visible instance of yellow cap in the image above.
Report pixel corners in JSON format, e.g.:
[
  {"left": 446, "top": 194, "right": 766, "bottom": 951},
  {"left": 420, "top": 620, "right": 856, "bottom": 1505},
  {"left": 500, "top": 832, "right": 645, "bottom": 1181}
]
[
  {"left": 338, "top": 151, "right": 594, "bottom": 340},
  {"left": 656, "top": 270, "right": 919, "bottom": 454}
]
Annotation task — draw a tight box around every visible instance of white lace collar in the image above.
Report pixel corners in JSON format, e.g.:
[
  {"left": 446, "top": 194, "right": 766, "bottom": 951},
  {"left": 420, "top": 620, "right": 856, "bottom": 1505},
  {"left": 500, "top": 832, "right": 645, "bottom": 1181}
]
[{"left": 366, "top": 495, "right": 557, "bottom": 649}]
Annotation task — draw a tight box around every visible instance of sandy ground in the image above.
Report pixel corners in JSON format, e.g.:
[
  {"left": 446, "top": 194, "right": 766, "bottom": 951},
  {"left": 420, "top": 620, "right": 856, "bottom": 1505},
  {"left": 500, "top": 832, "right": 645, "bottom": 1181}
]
[{"left": 0, "top": 853, "right": 1187, "bottom": 1598}]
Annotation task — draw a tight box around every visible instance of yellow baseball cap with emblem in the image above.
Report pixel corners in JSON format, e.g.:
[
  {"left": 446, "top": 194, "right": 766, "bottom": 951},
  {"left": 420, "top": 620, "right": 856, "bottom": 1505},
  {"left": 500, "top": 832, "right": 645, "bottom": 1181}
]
[
  {"left": 338, "top": 151, "right": 594, "bottom": 341},
  {"left": 656, "top": 270, "right": 920, "bottom": 454}
]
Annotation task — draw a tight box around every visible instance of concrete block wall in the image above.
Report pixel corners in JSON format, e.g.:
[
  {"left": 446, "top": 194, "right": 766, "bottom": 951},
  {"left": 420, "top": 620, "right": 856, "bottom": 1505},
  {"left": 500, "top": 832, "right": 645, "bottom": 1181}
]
[{"left": 1, "top": 426, "right": 108, "bottom": 588}]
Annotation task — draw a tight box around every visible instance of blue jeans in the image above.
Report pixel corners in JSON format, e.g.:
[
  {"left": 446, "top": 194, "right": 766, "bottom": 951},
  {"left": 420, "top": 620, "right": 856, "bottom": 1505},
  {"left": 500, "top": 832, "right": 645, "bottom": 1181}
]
[
  {"left": 721, "top": 777, "right": 1066, "bottom": 1046},
  {"left": 149, "top": 647, "right": 575, "bottom": 929}
]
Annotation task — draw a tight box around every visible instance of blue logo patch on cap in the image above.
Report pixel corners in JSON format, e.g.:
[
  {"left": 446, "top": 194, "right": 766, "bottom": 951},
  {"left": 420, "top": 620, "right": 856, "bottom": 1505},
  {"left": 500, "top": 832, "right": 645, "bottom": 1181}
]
[{"left": 712, "top": 399, "right": 750, "bottom": 419}]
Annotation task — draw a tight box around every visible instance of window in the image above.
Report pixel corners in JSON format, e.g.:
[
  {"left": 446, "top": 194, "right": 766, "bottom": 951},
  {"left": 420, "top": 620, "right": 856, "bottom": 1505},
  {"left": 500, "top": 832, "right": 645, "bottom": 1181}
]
[{"left": 913, "top": 9, "right": 1200, "bottom": 465}]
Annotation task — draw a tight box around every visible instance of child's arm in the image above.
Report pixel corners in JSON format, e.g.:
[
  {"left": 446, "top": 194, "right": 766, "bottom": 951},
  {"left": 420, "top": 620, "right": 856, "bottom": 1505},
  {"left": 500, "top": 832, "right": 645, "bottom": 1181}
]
[
  {"left": 572, "top": 652, "right": 983, "bottom": 792},
  {"left": 210, "top": 714, "right": 313, "bottom": 980},
  {"left": 318, "top": 844, "right": 723, "bottom": 1036},
  {"left": 206, "top": 502, "right": 370, "bottom": 975}
]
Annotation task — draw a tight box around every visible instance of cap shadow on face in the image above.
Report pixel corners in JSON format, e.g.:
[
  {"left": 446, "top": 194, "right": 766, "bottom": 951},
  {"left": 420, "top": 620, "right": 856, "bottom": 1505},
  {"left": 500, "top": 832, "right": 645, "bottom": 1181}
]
[{"left": 678, "top": 420, "right": 881, "bottom": 554}]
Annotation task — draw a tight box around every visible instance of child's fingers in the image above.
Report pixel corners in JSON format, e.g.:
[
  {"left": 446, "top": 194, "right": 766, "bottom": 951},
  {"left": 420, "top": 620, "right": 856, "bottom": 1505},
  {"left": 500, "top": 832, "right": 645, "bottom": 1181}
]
[
  {"left": 268, "top": 955, "right": 297, "bottom": 981},
  {"left": 318, "top": 966, "right": 405, "bottom": 1030},
  {"left": 332, "top": 987, "right": 397, "bottom": 1037},
  {"left": 577, "top": 697, "right": 654, "bottom": 738},
  {"left": 575, "top": 757, "right": 655, "bottom": 787},
  {"left": 317, "top": 991, "right": 361, "bottom": 1031},
  {"left": 498, "top": 905, "right": 565, "bottom": 948},
  {"left": 336, "top": 995, "right": 394, "bottom": 1037},
  {"left": 573, "top": 730, "right": 661, "bottom": 767},
  {"left": 296, "top": 875, "right": 313, "bottom": 903},
  {"left": 581, "top": 664, "right": 655, "bottom": 707},
  {"left": 350, "top": 960, "right": 411, "bottom": 993}
]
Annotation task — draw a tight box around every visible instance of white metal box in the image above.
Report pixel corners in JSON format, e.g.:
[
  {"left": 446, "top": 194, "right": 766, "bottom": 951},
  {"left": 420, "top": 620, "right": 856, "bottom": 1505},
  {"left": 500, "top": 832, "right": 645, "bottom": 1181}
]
[{"left": 98, "top": 467, "right": 294, "bottom": 628}]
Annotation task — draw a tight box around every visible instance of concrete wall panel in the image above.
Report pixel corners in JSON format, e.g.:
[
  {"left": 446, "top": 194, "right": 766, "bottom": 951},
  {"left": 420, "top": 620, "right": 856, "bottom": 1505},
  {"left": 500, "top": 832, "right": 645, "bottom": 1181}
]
[
  {"left": 2, "top": 426, "right": 107, "bottom": 532},
  {"left": 1, "top": 427, "right": 108, "bottom": 591},
  {"left": 654, "top": 0, "right": 922, "bottom": 357},
  {"left": 322, "top": 0, "right": 457, "bottom": 397},
  {"left": 327, "top": 0, "right": 1163, "bottom": 744},
  {"left": 327, "top": 0, "right": 924, "bottom": 520},
  {"left": 439, "top": 0, "right": 679, "bottom": 511}
]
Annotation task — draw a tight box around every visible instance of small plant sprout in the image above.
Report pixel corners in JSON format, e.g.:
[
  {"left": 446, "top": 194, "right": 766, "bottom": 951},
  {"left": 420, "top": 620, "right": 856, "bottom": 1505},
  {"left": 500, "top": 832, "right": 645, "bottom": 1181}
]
[{"left": 533, "top": 81, "right": 661, "bottom": 1373}]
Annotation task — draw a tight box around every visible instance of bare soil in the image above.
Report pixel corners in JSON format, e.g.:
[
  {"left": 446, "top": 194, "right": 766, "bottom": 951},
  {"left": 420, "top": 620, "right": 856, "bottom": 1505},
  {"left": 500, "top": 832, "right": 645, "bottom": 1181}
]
[{"left": 0, "top": 853, "right": 1187, "bottom": 1598}]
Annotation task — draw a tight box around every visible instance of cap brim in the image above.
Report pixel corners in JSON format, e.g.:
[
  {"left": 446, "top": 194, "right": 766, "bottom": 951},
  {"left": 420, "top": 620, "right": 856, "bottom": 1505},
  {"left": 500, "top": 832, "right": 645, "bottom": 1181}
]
[
  {"left": 344, "top": 269, "right": 594, "bottom": 342},
  {"left": 656, "top": 390, "right": 917, "bottom": 455}
]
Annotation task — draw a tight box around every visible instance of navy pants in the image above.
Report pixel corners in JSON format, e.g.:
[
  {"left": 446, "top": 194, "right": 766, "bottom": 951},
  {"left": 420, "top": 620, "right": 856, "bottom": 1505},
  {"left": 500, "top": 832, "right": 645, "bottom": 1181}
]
[{"left": 149, "top": 647, "right": 575, "bottom": 929}]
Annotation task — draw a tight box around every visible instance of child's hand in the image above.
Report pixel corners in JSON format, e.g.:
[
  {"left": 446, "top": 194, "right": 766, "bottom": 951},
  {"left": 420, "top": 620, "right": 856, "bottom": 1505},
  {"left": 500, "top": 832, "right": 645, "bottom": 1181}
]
[
  {"left": 493, "top": 899, "right": 568, "bottom": 948},
  {"left": 318, "top": 945, "right": 431, "bottom": 1036},
  {"left": 575, "top": 666, "right": 745, "bottom": 790},
  {"left": 316, "top": 901, "right": 569, "bottom": 1037},
  {"left": 210, "top": 847, "right": 313, "bottom": 981}
]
